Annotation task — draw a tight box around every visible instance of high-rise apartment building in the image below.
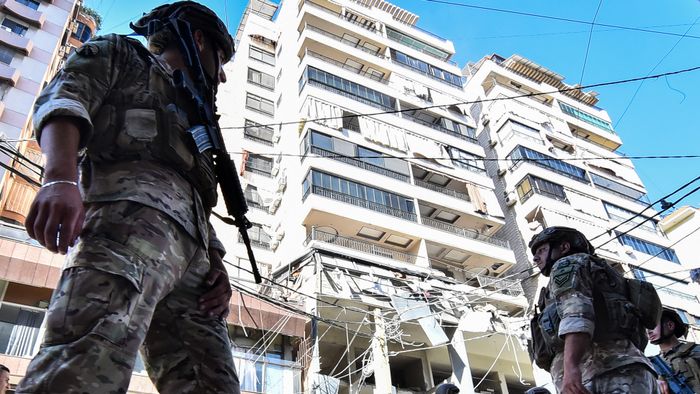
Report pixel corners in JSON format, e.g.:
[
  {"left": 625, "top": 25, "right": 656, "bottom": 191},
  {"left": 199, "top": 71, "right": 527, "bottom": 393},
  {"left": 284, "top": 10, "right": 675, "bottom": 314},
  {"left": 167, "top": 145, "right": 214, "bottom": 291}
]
[
  {"left": 464, "top": 55, "right": 700, "bottom": 361},
  {"left": 218, "top": 0, "right": 537, "bottom": 392}
]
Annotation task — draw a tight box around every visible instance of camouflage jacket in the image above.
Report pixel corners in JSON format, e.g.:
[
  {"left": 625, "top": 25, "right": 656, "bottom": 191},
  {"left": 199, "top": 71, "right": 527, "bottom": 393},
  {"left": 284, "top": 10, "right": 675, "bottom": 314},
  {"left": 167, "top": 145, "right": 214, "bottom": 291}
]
[
  {"left": 662, "top": 342, "right": 700, "bottom": 392},
  {"left": 33, "top": 34, "right": 225, "bottom": 253},
  {"left": 544, "top": 253, "right": 653, "bottom": 390}
]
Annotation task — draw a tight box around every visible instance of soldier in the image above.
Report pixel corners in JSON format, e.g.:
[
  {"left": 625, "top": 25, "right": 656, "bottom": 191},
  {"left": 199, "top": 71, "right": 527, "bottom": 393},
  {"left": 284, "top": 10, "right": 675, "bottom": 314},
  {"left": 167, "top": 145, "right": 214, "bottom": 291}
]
[
  {"left": 0, "top": 365, "right": 9, "bottom": 394},
  {"left": 648, "top": 308, "right": 700, "bottom": 393},
  {"left": 16, "top": 2, "right": 240, "bottom": 393},
  {"left": 528, "top": 227, "right": 659, "bottom": 393}
]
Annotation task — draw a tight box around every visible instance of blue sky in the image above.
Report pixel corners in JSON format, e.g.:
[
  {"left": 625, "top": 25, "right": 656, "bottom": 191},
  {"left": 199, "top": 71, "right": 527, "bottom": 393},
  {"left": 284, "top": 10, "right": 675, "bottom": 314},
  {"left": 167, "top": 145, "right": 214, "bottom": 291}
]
[{"left": 85, "top": 0, "right": 700, "bottom": 206}]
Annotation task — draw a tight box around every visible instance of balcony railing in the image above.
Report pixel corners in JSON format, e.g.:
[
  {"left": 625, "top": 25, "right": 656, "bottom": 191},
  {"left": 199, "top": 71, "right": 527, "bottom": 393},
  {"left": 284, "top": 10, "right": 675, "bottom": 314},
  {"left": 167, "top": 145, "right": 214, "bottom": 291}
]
[
  {"left": 519, "top": 188, "right": 569, "bottom": 204},
  {"left": 421, "top": 216, "right": 510, "bottom": 248},
  {"left": 309, "top": 146, "right": 410, "bottom": 183},
  {"left": 305, "top": 1, "right": 379, "bottom": 34},
  {"left": 502, "top": 128, "right": 545, "bottom": 146},
  {"left": 308, "top": 228, "right": 416, "bottom": 264},
  {"left": 306, "top": 79, "right": 393, "bottom": 111},
  {"left": 304, "top": 24, "right": 382, "bottom": 57},
  {"left": 402, "top": 113, "right": 476, "bottom": 143},
  {"left": 655, "top": 285, "right": 698, "bottom": 303},
  {"left": 308, "top": 186, "right": 417, "bottom": 221},
  {"left": 305, "top": 50, "right": 388, "bottom": 84},
  {"left": 471, "top": 272, "right": 523, "bottom": 297},
  {"left": 414, "top": 179, "right": 470, "bottom": 201}
]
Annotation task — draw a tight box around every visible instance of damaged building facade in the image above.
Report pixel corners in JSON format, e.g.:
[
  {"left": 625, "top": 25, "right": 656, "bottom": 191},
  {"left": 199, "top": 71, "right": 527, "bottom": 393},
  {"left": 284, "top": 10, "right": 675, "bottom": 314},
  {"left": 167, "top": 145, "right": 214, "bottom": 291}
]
[{"left": 217, "top": 0, "right": 537, "bottom": 392}]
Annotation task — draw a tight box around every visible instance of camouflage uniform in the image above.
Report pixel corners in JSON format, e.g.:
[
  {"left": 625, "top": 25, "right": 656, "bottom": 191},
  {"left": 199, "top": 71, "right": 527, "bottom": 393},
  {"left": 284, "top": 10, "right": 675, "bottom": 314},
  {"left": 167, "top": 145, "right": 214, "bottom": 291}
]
[
  {"left": 543, "top": 253, "right": 657, "bottom": 393},
  {"left": 16, "top": 34, "right": 239, "bottom": 393},
  {"left": 661, "top": 342, "right": 700, "bottom": 392}
]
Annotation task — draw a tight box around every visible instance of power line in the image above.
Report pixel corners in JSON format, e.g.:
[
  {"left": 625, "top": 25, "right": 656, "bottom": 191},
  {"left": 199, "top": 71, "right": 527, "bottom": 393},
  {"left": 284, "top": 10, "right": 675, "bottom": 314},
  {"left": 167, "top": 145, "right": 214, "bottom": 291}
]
[
  {"left": 578, "top": 0, "right": 603, "bottom": 85},
  {"left": 614, "top": 15, "right": 700, "bottom": 128},
  {"left": 589, "top": 175, "right": 700, "bottom": 242},
  {"left": 469, "top": 23, "right": 698, "bottom": 41},
  {"left": 421, "top": 0, "right": 700, "bottom": 40},
  {"left": 220, "top": 65, "right": 700, "bottom": 131}
]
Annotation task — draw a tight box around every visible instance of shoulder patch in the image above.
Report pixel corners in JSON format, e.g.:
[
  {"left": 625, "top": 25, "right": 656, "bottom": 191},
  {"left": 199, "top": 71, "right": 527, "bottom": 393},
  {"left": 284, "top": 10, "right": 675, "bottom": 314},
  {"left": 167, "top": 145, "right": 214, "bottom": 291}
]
[{"left": 549, "top": 254, "right": 589, "bottom": 295}]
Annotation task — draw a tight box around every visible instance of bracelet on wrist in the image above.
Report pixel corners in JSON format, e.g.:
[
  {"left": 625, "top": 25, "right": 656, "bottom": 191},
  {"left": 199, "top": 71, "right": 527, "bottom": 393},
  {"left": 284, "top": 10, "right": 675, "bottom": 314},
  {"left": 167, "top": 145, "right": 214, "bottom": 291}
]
[{"left": 41, "top": 180, "right": 78, "bottom": 188}]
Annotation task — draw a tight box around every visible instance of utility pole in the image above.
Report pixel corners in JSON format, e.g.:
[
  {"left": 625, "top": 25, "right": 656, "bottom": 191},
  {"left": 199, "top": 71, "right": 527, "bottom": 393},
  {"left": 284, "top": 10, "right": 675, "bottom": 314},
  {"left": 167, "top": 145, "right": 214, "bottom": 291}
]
[{"left": 372, "top": 308, "right": 392, "bottom": 394}]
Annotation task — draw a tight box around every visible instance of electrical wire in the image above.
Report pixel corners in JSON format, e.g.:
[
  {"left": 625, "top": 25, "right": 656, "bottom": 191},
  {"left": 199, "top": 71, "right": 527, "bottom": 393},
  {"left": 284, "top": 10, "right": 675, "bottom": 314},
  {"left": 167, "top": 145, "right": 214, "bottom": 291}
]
[
  {"left": 420, "top": 0, "right": 700, "bottom": 41},
  {"left": 220, "top": 65, "right": 700, "bottom": 131},
  {"left": 579, "top": 0, "right": 603, "bottom": 85},
  {"left": 589, "top": 175, "right": 700, "bottom": 242}
]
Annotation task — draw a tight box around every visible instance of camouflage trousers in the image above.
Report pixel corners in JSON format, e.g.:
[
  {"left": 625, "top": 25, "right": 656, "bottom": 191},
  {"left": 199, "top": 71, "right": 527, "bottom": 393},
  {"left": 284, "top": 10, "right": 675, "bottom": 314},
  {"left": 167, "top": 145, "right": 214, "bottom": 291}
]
[
  {"left": 586, "top": 364, "right": 659, "bottom": 394},
  {"left": 16, "top": 201, "right": 240, "bottom": 394}
]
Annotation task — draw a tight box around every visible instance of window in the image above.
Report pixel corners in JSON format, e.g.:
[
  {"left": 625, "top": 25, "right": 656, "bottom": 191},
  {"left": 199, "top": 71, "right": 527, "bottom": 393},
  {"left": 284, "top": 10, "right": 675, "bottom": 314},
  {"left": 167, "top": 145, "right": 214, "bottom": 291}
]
[
  {"left": 357, "top": 146, "right": 383, "bottom": 167},
  {"left": 71, "top": 21, "right": 92, "bottom": 43},
  {"left": 342, "top": 110, "right": 360, "bottom": 132},
  {"left": 303, "top": 66, "right": 395, "bottom": 110},
  {"left": 243, "top": 224, "right": 271, "bottom": 248},
  {"left": 449, "top": 148, "right": 486, "bottom": 174},
  {"left": 441, "top": 118, "right": 476, "bottom": 139},
  {"left": 603, "top": 202, "right": 657, "bottom": 232},
  {"left": 631, "top": 268, "right": 646, "bottom": 281},
  {"left": 516, "top": 175, "right": 568, "bottom": 203},
  {"left": 245, "top": 93, "right": 274, "bottom": 116},
  {"left": 559, "top": 101, "right": 614, "bottom": 133},
  {"left": 244, "top": 185, "right": 262, "bottom": 208},
  {"left": 1, "top": 19, "right": 28, "bottom": 36},
  {"left": 390, "top": 49, "right": 461, "bottom": 87},
  {"left": 249, "top": 46, "right": 275, "bottom": 66},
  {"left": 508, "top": 145, "right": 588, "bottom": 182},
  {"left": 243, "top": 119, "right": 275, "bottom": 145},
  {"left": 310, "top": 131, "right": 333, "bottom": 151},
  {"left": 0, "top": 304, "right": 44, "bottom": 357},
  {"left": 385, "top": 27, "right": 450, "bottom": 60},
  {"left": 590, "top": 173, "right": 647, "bottom": 202},
  {"left": 16, "top": 0, "right": 40, "bottom": 10},
  {"left": 247, "top": 68, "right": 275, "bottom": 90},
  {"left": 675, "top": 309, "right": 689, "bottom": 324},
  {"left": 245, "top": 153, "right": 273, "bottom": 177},
  {"left": 617, "top": 233, "right": 679, "bottom": 263},
  {"left": 0, "top": 46, "right": 13, "bottom": 65}
]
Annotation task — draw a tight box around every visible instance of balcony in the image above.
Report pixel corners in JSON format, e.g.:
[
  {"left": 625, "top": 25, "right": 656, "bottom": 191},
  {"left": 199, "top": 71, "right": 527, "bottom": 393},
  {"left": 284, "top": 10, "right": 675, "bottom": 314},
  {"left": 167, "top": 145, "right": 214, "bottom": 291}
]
[
  {"left": 306, "top": 79, "right": 392, "bottom": 111},
  {"left": 304, "top": 0, "right": 380, "bottom": 34},
  {"left": 307, "top": 228, "right": 416, "bottom": 264},
  {"left": 305, "top": 50, "right": 388, "bottom": 84},
  {"left": 0, "top": 27, "right": 31, "bottom": 55},
  {"left": 308, "top": 145, "right": 410, "bottom": 183},
  {"left": 306, "top": 185, "right": 417, "bottom": 222},
  {"left": 414, "top": 179, "right": 470, "bottom": 201},
  {"left": 421, "top": 216, "right": 509, "bottom": 248},
  {"left": 402, "top": 113, "right": 476, "bottom": 143},
  {"left": 304, "top": 24, "right": 382, "bottom": 58},
  {"left": 2, "top": 0, "right": 44, "bottom": 27},
  {"left": 0, "top": 63, "right": 19, "bottom": 86}
]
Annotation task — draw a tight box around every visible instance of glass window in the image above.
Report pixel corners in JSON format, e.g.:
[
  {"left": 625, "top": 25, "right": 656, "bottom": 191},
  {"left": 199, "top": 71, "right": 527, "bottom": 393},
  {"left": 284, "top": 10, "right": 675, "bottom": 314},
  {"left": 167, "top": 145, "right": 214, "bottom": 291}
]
[
  {"left": 71, "top": 21, "right": 92, "bottom": 43},
  {"left": 517, "top": 175, "right": 567, "bottom": 203},
  {"left": 385, "top": 27, "right": 450, "bottom": 60},
  {"left": 0, "top": 304, "right": 44, "bottom": 357},
  {"left": 508, "top": 145, "right": 588, "bottom": 182},
  {"left": 245, "top": 93, "right": 275, "bottom": 116},
  {"left": 617, "top": 233, "right": 679, "bottom": 263},
  {"left": 603, "top": 202, "right": 657, "bottom": 232},
  {"left": 450, "top": 148, "right": 485, "bottom": 173},
  {"left": 17, "top": 0, "right": 40, "bottom": 10},
  {"left": 249, "top": 46, "right": 275, "bottom": 65},
  {"left": 1, "top": 19, "right": 28, "bottom": 36},
  {"left": 310, "top": 131, "right": 333, "bottom": 151},
  {"left": 247, "top": 68, "right": 275, "bottom": 90},
  {"left": 304, "top": 67, "right": 395, "bottom": 110},
  {"left": 390, "top": 49, "right": 461, "bottom": 87},
  {"left": 559, "top": 101, "right": 614, "bottom": 133},
  {"left": 357, "top": 146, "right": 383, "bottom": 167},
  {"left": 590, "top": 173, "right": 646, "bottom": 201},
  {"left": 245, "top": 153, "right": 273, "bottom": 177},
  {"left": 0, "top": 46, "right": 13, "bottom": 65}
]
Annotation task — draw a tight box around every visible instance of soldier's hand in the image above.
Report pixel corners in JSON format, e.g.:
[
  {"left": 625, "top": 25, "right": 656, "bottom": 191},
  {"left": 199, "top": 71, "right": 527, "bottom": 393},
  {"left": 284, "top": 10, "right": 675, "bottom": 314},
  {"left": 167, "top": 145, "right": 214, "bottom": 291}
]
[
  {"left": 562, "top": 365, "right": 590, "bottom": 394},
  {"left": 657, "top": 380, "right": 671, "bottom": 394},
  {"left": 25, "top": 183, "right": 84, "bottom": 255},
  {"left": 199, "top": 250, "right": 232, "bottom": 318}
]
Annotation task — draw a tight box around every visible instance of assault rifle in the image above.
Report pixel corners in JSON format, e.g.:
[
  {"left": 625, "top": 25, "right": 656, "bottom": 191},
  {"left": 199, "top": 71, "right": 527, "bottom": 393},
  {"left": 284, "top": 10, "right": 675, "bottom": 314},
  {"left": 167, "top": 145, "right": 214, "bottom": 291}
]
[
  {"left": 150, "top": 16, "right": 261, "bottom": 283},
  {"left": 650, "top": 355, "right": 695, "bottom": 394}
]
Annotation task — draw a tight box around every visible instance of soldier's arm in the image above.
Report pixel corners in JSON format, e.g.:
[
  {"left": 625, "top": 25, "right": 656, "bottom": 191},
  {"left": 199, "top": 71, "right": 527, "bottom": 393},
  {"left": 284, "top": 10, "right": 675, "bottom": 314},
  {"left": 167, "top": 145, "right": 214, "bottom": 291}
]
[{"left": 25, "top": 36, "right": 121, "bottom": 253}]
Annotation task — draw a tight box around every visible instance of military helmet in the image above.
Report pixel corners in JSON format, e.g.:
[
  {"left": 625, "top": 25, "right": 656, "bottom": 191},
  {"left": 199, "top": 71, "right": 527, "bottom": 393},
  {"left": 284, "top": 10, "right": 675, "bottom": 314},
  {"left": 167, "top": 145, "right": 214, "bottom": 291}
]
[
  {"left": 435, "top": 383, "right": 460, "bottom": 394},
  {"left": 131, "top": 1, "right": 235, "bottom": 60},
  {"left": 529, "top": 226, "right": 594, "bottom": 256},
  {"left": 661, "top": 308, "right": 689, "bottom": 338}
]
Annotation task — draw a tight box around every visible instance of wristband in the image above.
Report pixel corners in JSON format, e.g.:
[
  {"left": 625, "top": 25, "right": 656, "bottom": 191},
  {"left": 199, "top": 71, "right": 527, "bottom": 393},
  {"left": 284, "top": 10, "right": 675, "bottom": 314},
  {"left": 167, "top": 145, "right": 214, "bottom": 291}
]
[{"left": 41, "top": 180, "right": 78, "bottom": 188}]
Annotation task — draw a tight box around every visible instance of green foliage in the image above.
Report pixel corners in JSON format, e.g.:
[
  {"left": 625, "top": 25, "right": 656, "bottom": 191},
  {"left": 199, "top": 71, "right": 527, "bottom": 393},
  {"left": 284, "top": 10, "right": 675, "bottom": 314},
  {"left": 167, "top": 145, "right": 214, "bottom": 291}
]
[{"left": 80, "top": 6, "right": 102, "bottom": 31}]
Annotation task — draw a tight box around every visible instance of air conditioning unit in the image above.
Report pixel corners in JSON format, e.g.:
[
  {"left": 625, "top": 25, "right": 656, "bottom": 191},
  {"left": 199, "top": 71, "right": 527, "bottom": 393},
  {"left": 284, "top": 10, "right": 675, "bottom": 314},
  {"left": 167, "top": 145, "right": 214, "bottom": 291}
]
[{"left": 504, "top": 192, "right": 517, "bottom": 207}]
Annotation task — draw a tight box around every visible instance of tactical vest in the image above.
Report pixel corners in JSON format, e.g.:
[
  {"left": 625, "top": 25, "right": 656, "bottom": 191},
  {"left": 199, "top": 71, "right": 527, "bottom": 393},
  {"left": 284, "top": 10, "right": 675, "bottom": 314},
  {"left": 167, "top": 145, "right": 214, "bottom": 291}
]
[
  {"left": 83, "top": 36, "right": 218, "bottom": 208},
  {"left": 529, "top": 256, "right": 651, "bottom": 371},
  {"left": 666, "top": 343, "right": 700, "bottom": 392}
]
